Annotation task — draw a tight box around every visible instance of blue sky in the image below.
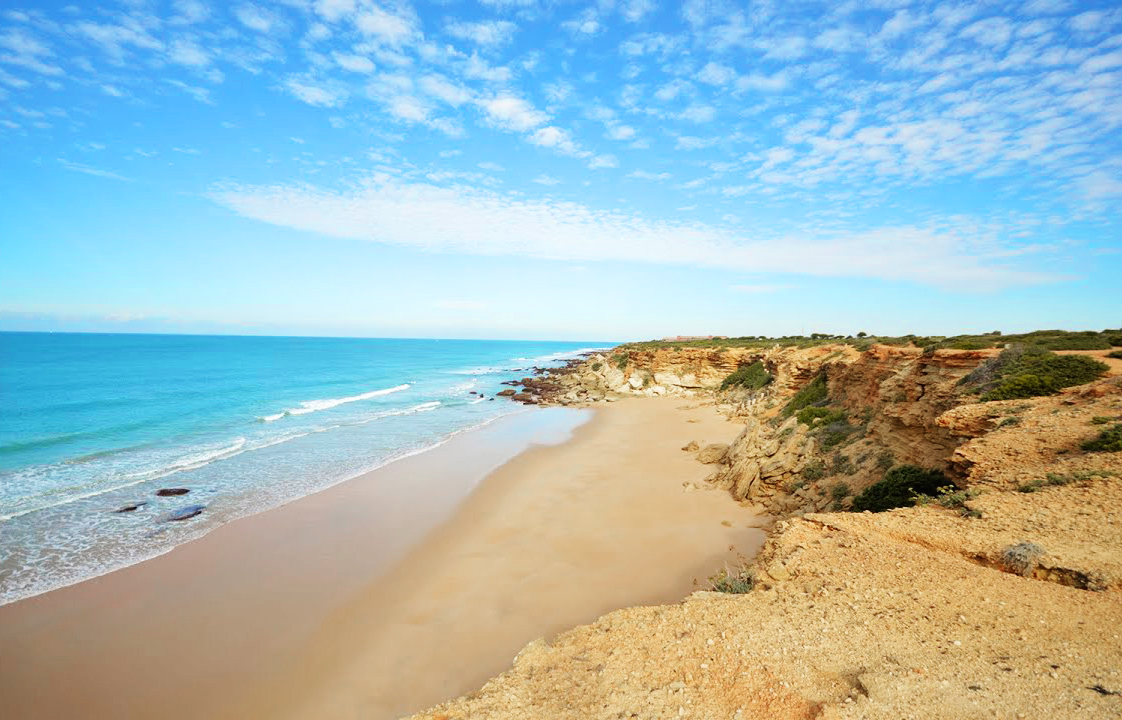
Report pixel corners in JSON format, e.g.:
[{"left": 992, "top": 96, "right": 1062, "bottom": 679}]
[{"left": 0, "top": 0, "right": 1119, "bottom": 340}]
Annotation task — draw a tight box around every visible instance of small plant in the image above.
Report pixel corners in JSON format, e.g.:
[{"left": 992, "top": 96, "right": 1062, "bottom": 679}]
[
  {"left": 830, "top": 452, "right": 856, "bottom": 475},
  {"left": 720, "top": 361, "right": 772, "bottom": 392},
  {"left": 998, "top": 416, "right": 1021, "bottom": 428},
  {"left": 1108, "top": 350, "right": 1122, "bottom": 359},
  {"left": 591, "top": 362, "right": 602, "bottom": 371},
  {"left": 612, "top": 354, "right": 628, "bottom": 370},
  {"left": 1018, "top": 479, "right": 1043, "bottom": 493},
  {"left": 1001, "top": 541, "right": 1044, "bottom": 577},
  {"left": 918, "top": 484, "right": 981, "bottom": 515},
  {"left": 1082, "top": 423, "right": 1122, "bottom": 453},
  {"left": 876, "top": 449, "right": 895, "bottom": 471},
  {"left": 785, "top": 478, "right": 808, "bottom": 493},
  {"left": 1090, "top": 416, "right": 1114, "bottom": 425},
  {"left": 851, "top": 465, "right": 947, "bottom": 512},
  {"left": 709, "top": 565, "right": 754, "bottom": 594},
  {"left": 830, "top": 481, "right": 850, "bottom": 501},
  {"left": 801, "top": 459, "right": 827, "bottom": 481}
]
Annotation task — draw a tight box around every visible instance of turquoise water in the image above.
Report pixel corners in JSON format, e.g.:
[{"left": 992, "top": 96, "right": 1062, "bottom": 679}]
[{"left": 0, "top": 332, "right": 609, "bottom": 603}]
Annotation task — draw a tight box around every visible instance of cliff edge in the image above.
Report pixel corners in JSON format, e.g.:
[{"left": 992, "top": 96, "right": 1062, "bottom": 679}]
[{"left": 411, "top": 342, "right": 1122, "bottom": 720}]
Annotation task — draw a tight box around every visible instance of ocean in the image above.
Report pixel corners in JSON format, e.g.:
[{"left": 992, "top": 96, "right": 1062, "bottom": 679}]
[{"left": 0, "top": 332, "right": 610, "bottom": 604}]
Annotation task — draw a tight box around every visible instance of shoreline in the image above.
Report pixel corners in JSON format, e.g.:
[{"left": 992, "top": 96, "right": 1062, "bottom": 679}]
[
  {"left": 0, "top": 404, "right": 543, "bottom": 607},
  {"left": 0, "top": 395, "right": 762, "bottom": 719}
]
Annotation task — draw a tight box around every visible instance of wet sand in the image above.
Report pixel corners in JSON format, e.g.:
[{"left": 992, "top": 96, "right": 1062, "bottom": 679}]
[{"left": 1, "top": 397, "right": 764, "bottom": 720}]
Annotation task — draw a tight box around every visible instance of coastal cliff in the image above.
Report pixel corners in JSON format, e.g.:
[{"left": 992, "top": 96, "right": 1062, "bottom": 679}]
[{"left": 414, "top": 343, "right": 1122, "bottom": 720}]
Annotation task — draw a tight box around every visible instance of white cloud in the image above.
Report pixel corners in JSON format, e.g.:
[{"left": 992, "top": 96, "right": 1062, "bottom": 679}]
[
  {"left": 334, "top": 52, "right": 375, "bottom": 73},
  {"left": 533, "top": 174, "right": 561, "bottom": 185},
  {"left": 316, "top": 0, "right": 355, "bottom": 23},
  {"left": 209, "top": 176, "right": 1061, "bottom": 288},
  {"left": 58, "top": 158, "right": 132, "bottom": 181},
  {"left": 606, "top": 124, "right": 636, "bottom": 140},
  {"left": 627, "top": 170, "right": 671, "bottom": 180},
  {"left": 169, "top": 39, "right": 210, "bottom": 67},
  {"left": 529, "top": 125, "right": 582, "bottom": 155},
  {"left": 235, "top": 4, "right": 279, "bottom": 34},
  {"left": 736, "top": 71, "right": 789, "bottom": 92},
  {"left": 563, "top": 9, "right": 601, "bottom": 36},
  {"left": 698, "top": 62, "right": 736, "bottom": 86},
  {"left": 355, "top": 7, "right": 417, "bottom": 46},
  {"left": 419, "top": 74, "right": 473, "bottom": 106},
  {"left": 171, "top": 0, "right": 210, "bottom": 25},
  {"left": 587, "top": 154, "right": 617, "bottom": 169},
  {"left": 0, "top": 29, "right": 63, "bottom": 75},
  {"left": 480, "top": 95, "right": 548, "bottom": 131},
  {"left": 284, "top": 77, "right": 345, "bottom": 107},
  {"left": 388, "top": 94, "right": 429, "bottom": 122},
  {"left": 680, "top": 105, "right": 716, "bottom": 123},
  {"left": 165, "top": 78, "right": 214, "bottom": 104},
  {"left": 622, "top": 0, "right": 654, "bottom": 22},
  {"left": 446, "top": 20, "right": 517, "bottom": 47}
]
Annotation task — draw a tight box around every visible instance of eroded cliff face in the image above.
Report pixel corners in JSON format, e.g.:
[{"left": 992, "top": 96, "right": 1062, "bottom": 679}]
[
  {"left": 553, "top": 344, "right": 1000, "bottom": 517},
  {"left": 412, "top": 348, "right": 1122, "bottom": 720}
]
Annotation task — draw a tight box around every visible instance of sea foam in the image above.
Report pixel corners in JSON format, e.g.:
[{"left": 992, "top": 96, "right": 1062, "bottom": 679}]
[{"left": 261, "top": 383, "right": 410, "bottom": 421}]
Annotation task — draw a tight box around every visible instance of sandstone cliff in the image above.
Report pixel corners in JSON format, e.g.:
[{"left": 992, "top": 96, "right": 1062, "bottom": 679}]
[{"left": 411, "top": 354, "right": 1122, "bottom": 720}]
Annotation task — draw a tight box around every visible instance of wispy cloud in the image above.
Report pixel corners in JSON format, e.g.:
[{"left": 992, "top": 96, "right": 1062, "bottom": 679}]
[
  {"left": 58, "top": 158, "right": 132, "bottom": 181},
  {"left": 208, "top": 175, "right": 1060, "bottom": 289}
]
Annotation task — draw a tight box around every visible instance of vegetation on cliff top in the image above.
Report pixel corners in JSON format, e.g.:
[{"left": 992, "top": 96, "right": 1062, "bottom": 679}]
[
  {"left": 960, "top": 344, "right": 1108, "bottom": 401},
  {"left": 620, "top": 328, "right": 1121, "bottom": 353}
]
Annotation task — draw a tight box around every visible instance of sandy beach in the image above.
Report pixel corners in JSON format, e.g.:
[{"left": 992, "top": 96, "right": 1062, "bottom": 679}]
[{"left": 0, "top": 396, "right": 762, "bottom": 719}]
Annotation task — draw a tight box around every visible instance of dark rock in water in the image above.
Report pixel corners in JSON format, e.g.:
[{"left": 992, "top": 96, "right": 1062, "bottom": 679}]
[
  {"left": 497, "top": 388, "right": 516, "bottom": 397},
  {"left": 512, "top": 392, "right": 535, "bottom": 403},
  {"left": 114, "top": 501, "right": 147, "bottom": 513},
  {"left": 163, "top": 504, "right": 205, "bottom": 522},
  {"left": 488, "top": 397, "right": 494, "bottom": 401},
  {"left": 156, "top": 488, "right": 190, "bottom": 497}
]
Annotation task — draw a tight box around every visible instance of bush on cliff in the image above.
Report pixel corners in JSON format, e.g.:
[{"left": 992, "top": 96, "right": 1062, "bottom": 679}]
[
  {"left": 980, "top": 351, "right": 1107, "bottom": 401},
  {"left": 720, "top": 361, "right": 772, "bottom": 392},
  {"left": 850, "top": 465, "right": 947, "bottom": 513},
  {"left": 1082, "top": 423, "right": 1122, "bottom": 453},
  {"left": 781, "top": 372, "right": 828, "bottom": 418},
  {"left": 1107, "top": 350, "right": 1122, "bottom": 359}
]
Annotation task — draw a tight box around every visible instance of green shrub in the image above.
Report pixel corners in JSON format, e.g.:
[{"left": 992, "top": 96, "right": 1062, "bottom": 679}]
[
  {"left": 1036, "top": 335, "right": 1111, "bottom": 351},
  {"left": 1091, "top": 416, "right": 1112, "bottom": 425},
  {"left": 781, "top": 372, "right": 828, "bottom": 417},
  {"left": 796, "top": 406, "right": 846, "bottom": 426},
  {"left": 613, "top": 354, "right": 629, "bottom": 370},
  {"left": 821, "top": 420, "right": 857, "bottom": 449},
  {"left": 831, "top": 451, "right": 856, "bottom": 475},
  {"left": 591, "top": 362, "right": 602, "bottom": 371},
  {"left": 1107, "top": 335, "right": 1122, "bottom": 347},
  {"left": 998, "top": 416, "right": 1021, "bottom": 428},
  {"left": 851, "top": 465, "right": 946, "bottom": 512},
  {"left": 1082, "top": 423, "right": 1122, "bottom": 453},
  {"left": 720, "top": 361, "right": 772, "bottom": 392},
  {"left": 980, "top": 351, "right": 1107, "bottom": 401},
  {"left": 876, "top": 450, "right": 895, "bottom": 471},
  {"left": 1107, "top": 350, "right": 1122, "bottom": 359},
  {"left": 801, "top": 459, "right": 826, "bottom": 481},
  {"left": 830, "top": 481, "right": 850, "bottom": 501}
]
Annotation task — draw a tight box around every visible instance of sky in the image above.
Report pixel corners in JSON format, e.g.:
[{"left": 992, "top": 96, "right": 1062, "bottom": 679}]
[{"left": 0, "top": 0, "right": 1120, "bottom": 341}]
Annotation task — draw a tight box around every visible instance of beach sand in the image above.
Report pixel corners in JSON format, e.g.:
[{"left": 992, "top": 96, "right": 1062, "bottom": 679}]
[{"left": 0, "top": 396, "right": 763, "bottom": 720}]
